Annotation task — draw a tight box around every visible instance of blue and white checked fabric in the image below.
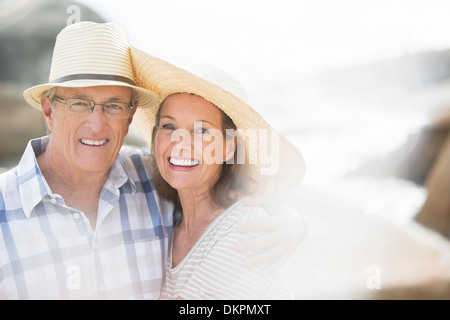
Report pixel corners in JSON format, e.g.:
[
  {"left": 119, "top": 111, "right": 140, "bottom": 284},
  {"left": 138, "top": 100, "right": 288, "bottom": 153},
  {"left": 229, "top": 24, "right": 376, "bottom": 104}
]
[{"left": 0, "top": 136, "right": 175, "bottom": 299}]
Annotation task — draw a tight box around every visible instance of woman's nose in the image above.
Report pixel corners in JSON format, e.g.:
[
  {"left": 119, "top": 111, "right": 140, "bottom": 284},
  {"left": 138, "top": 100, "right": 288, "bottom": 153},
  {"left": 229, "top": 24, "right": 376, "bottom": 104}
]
[{"left": 170, "top": 128, "right": 194, "bottom": 157}]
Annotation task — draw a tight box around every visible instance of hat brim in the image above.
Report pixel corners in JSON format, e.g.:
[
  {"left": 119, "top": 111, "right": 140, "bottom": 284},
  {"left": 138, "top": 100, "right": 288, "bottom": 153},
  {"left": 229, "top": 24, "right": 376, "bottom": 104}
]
[
  {"left": 23, "top": 79, "right": 159, "bottom": 110},
  {"left": 131, "top": 46, "right": 305, "bottom": 195}
]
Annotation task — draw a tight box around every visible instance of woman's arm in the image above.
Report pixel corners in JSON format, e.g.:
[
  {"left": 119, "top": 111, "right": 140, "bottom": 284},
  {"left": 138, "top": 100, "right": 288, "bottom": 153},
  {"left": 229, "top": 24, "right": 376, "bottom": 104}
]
[
  {"left": 236, "top": 195, "right": 308, "bottom": 276},
  {"left": 175, "top": 206, "right": 295, "bottom": 300}
]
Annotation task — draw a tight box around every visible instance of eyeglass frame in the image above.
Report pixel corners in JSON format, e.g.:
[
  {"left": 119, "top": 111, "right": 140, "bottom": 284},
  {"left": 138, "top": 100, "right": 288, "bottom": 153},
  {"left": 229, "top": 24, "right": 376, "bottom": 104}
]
[{"left": 52, "top": 95, "right": 135, "bottom": 118}]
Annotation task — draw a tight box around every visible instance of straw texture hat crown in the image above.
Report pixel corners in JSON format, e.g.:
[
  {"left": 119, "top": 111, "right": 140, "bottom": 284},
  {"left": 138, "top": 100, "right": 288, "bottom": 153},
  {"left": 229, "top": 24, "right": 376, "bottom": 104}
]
[
  {"left": 131, "top": 47, "right": 305, "bottom": 195},
  {"left": 23, "top": 22, "right": 158, "bottom": 110}
]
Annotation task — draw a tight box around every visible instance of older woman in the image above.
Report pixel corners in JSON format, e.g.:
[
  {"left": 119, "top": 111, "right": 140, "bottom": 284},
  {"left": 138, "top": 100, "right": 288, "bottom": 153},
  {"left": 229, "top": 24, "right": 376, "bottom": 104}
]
[{"left": 132, "top": 51, "right": 305, "bottom": 299}]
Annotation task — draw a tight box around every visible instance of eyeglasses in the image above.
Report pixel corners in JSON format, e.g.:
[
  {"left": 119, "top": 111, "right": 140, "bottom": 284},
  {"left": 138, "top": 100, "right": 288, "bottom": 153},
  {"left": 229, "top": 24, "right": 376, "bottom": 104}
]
[{"left": 53, "top": 96, "right": 134, "bottom": 119}]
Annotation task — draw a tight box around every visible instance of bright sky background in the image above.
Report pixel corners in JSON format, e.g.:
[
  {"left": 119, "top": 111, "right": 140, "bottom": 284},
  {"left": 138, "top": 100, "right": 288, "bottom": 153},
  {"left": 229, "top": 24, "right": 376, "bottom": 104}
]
[{"left": 76, "top": 0, "right": 450, "bottom": 74}]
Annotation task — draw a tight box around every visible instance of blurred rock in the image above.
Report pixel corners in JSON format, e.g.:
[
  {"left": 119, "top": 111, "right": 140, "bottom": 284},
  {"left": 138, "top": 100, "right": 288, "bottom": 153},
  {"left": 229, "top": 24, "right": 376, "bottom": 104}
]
[
  {"left": 415, "top": 118, "right": 450, "bottom": 239},
  {"left": 396, "top": 126, "right": 449, "bottom": 186},
  {"left": 0, "top": 85, "right": 46, "bottom": 160},
  {"left": 0, "top": 0, "right": 106, "bottom": 163},
  {"left": 348, "top": 109, "right": 450, "bottom": 240},
  {"left": 0, "top": 0, "right": 106, "bottom": 89},
  {"left": 362, "top": 109, "right": 450, "bottom": 239},
  {"left": 328, "top": 49, "right": 450, "bottom": 240}
]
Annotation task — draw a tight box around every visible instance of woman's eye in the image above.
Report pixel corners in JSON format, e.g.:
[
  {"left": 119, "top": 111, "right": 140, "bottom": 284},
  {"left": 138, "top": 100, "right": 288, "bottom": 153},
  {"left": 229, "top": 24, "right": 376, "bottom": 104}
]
[
  {"left": 194, "top": 128, "right": 209, "bottom": 135},
  {"left": 161, "top": 124, "right": 175, "bottom": 130}
]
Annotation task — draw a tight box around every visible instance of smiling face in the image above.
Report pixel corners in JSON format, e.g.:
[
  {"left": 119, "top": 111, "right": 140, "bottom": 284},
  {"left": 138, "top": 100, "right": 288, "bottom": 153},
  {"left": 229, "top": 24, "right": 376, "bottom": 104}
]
[
  {"left": 41, "top": 85, "right": 136, "bottom": 176},
  {"left": 154, "top": 93, "right": 234, "bottom": 193}
]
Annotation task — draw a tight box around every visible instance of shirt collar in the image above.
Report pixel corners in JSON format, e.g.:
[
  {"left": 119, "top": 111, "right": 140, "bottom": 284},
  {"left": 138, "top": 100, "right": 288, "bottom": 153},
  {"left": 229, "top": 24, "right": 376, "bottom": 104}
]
[
  {"left": 17, "top": 136, "right": 135, "bottom": 218},
  {"left": 108, "top": 154, "right": 136, "bottom": 195},
  {"left": 17, "top": 136, "right": 52, "bottom": 218}
]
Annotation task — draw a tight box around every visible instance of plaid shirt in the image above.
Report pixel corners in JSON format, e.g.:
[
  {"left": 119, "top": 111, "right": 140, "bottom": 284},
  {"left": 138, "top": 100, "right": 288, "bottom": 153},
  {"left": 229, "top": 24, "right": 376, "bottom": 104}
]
[{"left": 0, "top": 136, "right": 175, "bottom": 299}]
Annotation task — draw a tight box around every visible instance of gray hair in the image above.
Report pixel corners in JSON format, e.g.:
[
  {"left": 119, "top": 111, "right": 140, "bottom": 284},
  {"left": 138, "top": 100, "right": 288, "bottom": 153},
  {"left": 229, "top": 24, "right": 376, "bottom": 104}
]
[{"left": 42, "top": 87, "right": 57, "bottom": 102}]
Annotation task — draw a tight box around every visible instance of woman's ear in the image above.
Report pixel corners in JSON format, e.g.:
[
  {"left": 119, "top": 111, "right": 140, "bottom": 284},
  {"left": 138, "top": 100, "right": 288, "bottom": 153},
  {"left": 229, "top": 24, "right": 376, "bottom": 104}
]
[
  {"left": 41, "top": 96, "right": 53, "bottom": 132},
  {"left": 224, "top": 136, "right": 237, "bottom": 162}
]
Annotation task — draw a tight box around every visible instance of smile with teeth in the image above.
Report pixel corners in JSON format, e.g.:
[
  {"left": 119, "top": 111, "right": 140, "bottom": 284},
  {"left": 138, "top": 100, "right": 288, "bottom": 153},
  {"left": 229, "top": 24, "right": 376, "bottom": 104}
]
[
  {"left": 80, "top": 139, "right": 108, "bottom": 146},
  {"left": 169, "top": 158, "right": 200, "bottom": 167}
]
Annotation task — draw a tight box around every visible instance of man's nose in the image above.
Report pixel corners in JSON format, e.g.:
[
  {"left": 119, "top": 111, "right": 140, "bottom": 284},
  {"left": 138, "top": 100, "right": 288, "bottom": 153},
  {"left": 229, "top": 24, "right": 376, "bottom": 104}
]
[{"left": 85, "top": 105, "right": 107, "bottom": 129}]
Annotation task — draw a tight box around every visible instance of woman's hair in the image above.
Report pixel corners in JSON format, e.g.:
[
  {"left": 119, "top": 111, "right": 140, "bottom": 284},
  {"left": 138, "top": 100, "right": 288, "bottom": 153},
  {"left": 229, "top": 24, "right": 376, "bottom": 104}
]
[{"left": 150, "top": 93, "right": 257, "bottom": 211}]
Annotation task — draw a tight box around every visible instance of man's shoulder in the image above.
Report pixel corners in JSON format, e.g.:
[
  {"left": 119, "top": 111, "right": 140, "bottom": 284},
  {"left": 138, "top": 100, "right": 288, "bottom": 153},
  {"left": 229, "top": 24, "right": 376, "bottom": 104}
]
[
  {"left": 119, "top": 145, "right": 151, "bottom": 158},
  {"left": 0, "top": 166, "right": 19, "bottom": 210},
  {"left": 118, "top": 145, "right": 151, "bottom": 166},
  {"left": 0, "top": 166, "right": 18, "bottom": 190},
  {"left": 117, "top": 145, "right": 153, "bottom": 183}
]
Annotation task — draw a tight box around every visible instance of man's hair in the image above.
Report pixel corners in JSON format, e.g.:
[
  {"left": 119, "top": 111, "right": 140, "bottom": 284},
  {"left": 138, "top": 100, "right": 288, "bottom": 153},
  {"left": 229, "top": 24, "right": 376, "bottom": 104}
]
[{"left": 42, "top": 87, "right": 58, "bottom": 101}]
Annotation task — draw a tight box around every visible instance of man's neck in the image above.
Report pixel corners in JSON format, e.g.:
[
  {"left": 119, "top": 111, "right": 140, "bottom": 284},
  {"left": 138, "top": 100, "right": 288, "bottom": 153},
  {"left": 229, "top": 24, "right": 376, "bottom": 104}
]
[{"left": 36, "top": 144, "right": 110, "bottom": 230}]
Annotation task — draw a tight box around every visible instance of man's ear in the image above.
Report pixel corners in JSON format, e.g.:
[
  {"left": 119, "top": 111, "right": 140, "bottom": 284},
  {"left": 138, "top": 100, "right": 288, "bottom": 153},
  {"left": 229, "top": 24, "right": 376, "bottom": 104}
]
[{"left": 41, "top": 96, "right": 53, "bottom": 132}]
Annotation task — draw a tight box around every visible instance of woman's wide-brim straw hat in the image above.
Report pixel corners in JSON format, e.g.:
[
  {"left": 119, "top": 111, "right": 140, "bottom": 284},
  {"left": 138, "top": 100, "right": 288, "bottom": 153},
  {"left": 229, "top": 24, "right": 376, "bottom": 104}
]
[
  {"left": 23, "top": 22, "right": 158, "bottom": 110},
  {"left": 131, "top": 47, "right": 306, "bottom": 194}
]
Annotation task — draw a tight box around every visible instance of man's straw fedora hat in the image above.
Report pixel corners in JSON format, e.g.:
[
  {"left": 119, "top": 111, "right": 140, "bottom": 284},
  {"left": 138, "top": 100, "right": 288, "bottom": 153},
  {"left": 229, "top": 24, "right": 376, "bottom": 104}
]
[
  {"left": 131, "top": 47, "right": 305, "bottom": 194},
  {"left": 23, "top": 22, "right": 158, "bottom": 110}
]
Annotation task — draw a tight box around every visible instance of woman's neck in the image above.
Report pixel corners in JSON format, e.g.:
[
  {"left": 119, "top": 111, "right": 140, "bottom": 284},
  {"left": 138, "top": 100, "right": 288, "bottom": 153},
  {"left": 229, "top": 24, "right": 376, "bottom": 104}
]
[
  {"left": 177, "top": 189, "right": 223, "bottom": 231},
  {"left": 171, "top": 189, "right": 225, "bottom": 267}
]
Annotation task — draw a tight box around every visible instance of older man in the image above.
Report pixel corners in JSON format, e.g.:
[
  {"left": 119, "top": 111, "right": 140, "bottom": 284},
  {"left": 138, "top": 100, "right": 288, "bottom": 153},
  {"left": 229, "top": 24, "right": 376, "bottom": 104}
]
[
  {"left": 0, "top": 22, "right": 305, "bottom": 299},
  {"left": 0, "top": 21, "right": 170, "bottom": 299}
]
